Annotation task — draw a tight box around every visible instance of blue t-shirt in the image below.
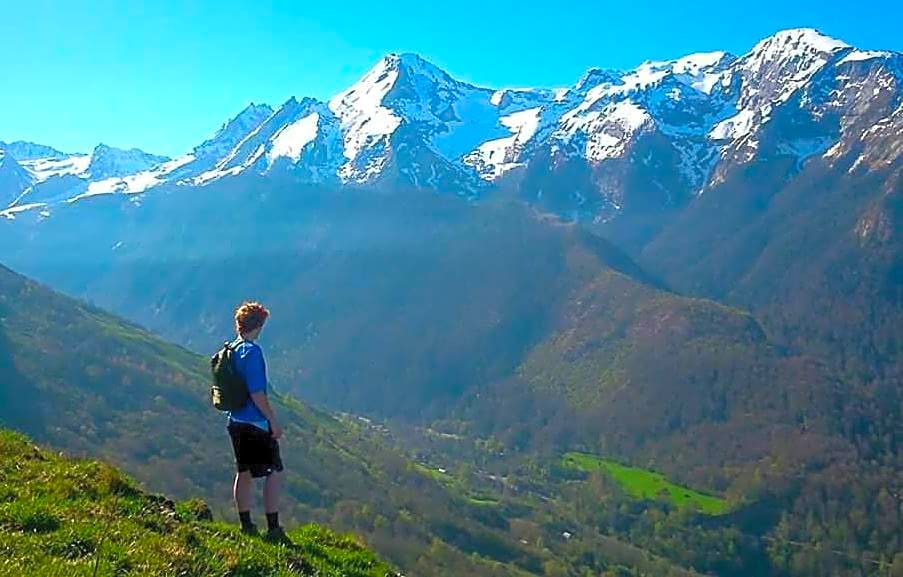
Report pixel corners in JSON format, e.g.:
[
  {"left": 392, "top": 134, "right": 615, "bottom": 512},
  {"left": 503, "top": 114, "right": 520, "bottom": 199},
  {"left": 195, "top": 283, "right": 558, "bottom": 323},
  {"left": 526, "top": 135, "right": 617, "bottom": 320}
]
[{"left": 227, "top": 339, "right": 269, "bottom": 431}]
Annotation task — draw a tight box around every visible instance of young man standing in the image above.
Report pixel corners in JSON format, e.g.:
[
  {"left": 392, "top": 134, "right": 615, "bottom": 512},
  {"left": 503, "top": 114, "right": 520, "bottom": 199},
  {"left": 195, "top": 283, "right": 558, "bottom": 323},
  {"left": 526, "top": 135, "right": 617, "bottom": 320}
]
[{"left": 226, "top": 301, "right": 289, "bottom": 543}]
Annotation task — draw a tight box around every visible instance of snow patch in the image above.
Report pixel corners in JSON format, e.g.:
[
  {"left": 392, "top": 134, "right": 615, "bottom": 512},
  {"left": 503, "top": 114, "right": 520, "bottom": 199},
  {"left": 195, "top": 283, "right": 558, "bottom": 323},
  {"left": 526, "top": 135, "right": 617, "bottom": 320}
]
[
  {"left": 77, "top": 155, "right": 196, "bottom": 197},
  {"left": 330, "top": 57, "right": 403, "bottom": 168},
  {"left": 0, "top": 202, "right": 45, "bottom": 220},
  {"left": 267, "top": 113, "right": 320, "bottom": 163},
  {"left": 464, "top": 107, "right": 543, "bottom": 179},
  {"left": 574, "top": 101, "right": 652, "bottom": 162},
  {"left": 709, "top": 109, "right": 757, "bottom": 141},
  {"left": 22, "top": 155, "right": 92, "bottom": 182},
  {"left": 748, "top": 28, "right": 850, "bottom": 56},
  {"left": 838, "top": 50, "right": 892, "bottom": 65}
]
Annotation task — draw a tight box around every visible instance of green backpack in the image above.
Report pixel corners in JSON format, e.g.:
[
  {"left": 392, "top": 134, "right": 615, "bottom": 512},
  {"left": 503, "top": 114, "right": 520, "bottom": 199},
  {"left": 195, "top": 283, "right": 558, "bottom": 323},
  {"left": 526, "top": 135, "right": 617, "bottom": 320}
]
[{"left": 210, "top": 341, "right": 249, "bottom": 412}]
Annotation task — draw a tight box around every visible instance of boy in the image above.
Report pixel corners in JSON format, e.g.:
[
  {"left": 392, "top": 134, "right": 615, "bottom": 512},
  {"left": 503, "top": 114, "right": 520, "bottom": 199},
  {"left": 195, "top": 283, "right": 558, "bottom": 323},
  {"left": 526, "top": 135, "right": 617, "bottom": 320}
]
[{"left": 226, "top": 301, "right": 288, "bottom": 543}]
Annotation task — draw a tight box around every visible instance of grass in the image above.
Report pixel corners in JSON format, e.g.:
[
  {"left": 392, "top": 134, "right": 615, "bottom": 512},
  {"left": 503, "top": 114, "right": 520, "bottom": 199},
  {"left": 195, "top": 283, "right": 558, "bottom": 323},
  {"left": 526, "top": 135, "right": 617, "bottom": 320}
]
[
  {"left": 0, "top": 429, "right": 396, "bottom": 577},
  {"left": 562, "top": 452, "right": 730, "bottom": 515}
]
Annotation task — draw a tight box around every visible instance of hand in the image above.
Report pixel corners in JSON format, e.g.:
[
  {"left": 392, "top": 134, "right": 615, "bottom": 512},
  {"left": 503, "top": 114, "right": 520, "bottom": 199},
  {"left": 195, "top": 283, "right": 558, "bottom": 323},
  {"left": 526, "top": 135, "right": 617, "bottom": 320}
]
[{"left": 270, "top": 421, "right": 284, "bottom": 440}]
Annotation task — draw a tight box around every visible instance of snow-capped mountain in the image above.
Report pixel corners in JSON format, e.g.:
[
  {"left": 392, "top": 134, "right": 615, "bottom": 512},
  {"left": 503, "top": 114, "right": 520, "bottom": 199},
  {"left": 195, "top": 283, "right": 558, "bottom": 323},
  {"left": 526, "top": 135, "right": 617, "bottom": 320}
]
[
  {"left": 194, "top": 97, "right": 340, "bottom": 184},
  {"left": 191, "top": 103, "right": 275, "bottom": 165},
  {"left": 2, "top": 28, "right": 900, "bottom": 219},
  {"left": 85, "top": 144, "right": 169, "bottom": 180},
  {"left": 512, "top": 27, "right": 901, "bottom": 218},
  {"left": 77, "top": 103, "right": 276, "bottom": 198},
  {"left": 706, "top": 28, "right": 858, "bottom": 182},
  {"left": 327, "top": 52, "right": 552, "bottom": 187},
  {"left": 0, "top": 143, "right": 170, "bottom": 209}
]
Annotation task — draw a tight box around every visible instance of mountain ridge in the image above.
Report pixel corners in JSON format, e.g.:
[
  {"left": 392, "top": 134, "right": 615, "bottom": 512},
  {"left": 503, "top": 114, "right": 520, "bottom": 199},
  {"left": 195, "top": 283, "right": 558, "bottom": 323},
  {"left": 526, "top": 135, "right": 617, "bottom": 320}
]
[
  {"left": 2, "top": 27, "right": 899, "bottom": 218},
  {"left": 0, "top": 142, "right": 170, "bottom": 209}
]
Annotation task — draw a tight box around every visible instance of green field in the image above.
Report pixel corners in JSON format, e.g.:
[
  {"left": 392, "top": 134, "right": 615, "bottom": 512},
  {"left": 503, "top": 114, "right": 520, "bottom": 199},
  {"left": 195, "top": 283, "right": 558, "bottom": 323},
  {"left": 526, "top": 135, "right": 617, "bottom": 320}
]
[{"left": 562, "top": 452, "right": 730, "bottom": 515}]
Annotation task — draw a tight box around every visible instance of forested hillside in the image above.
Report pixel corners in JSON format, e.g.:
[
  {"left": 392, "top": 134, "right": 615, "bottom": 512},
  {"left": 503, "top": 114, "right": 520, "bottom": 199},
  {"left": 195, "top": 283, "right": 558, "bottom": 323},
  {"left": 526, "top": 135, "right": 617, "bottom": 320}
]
[{"left": 0, "top": 263, "right": 705, "bottom": 576}]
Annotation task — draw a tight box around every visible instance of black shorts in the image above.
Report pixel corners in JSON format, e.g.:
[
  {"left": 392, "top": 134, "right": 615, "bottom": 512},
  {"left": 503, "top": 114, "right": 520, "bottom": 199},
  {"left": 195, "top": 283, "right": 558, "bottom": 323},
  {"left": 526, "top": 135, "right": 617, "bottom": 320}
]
[{"left": 227, "top": 421, "right": 284, "bottom": 478}]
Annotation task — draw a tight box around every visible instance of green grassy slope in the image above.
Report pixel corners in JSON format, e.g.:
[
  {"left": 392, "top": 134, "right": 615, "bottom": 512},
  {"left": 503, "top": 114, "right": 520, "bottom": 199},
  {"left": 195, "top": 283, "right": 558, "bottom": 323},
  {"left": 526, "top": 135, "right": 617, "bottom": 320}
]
[{"left": 0, "top": 429, "right": 394, "bottom": 577}]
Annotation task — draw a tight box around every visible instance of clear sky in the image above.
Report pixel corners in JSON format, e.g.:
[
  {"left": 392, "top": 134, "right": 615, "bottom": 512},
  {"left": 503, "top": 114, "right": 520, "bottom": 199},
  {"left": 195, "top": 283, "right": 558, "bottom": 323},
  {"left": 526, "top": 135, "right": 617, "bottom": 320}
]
[{"left": 2, "top": 0, "right": 900, "bottom": 157}]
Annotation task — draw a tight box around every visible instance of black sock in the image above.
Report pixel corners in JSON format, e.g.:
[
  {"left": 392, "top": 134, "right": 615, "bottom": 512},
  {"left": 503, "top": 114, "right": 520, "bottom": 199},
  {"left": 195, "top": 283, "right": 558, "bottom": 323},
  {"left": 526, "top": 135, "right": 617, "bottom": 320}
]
[
  {"left": 266, "top": 512, "right": 279, "bottom": 530},
  {"left": 239, "top": 510, "right": 253, "bottom": 528}
]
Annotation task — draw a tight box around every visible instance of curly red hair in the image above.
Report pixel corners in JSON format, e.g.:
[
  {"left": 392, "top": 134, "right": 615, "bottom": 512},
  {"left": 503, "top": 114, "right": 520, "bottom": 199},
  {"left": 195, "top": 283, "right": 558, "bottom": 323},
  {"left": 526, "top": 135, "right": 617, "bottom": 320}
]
[{"left": 234, "top": 301, "right": 270, "bottom": 335}]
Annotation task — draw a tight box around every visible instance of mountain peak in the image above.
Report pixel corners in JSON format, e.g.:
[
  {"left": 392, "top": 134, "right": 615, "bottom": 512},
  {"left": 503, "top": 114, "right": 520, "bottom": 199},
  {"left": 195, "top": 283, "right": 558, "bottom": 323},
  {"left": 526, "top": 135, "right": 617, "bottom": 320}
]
[
  {"left": 191, "top": 102, "right": 274, "bottom": 160},
  {"left": 229, "top": 102, "right": 273, "bottom": 120},
  {"left": 749, "top": 28, "right": 850, "bottom": 57},
  {"left": 279, "top": 95, "right": 323, "bottom": 110},
  {"left": 737, "top": 28, "right": 852, "bottom": 107},
  {"left": 344, "top": 52, "right": 458, "bottom": 97},
  {"left": 383, "top": 52, "right": 444, "bottom": 73},
  {"left": 234, "top": 102, "right": 276, "bottom": 125},
  {"left": 243, "top": 101, "right": 269, "bottom": 111},
  {"left": 575, "top": 67, "right": 623, "bottom": 91},
  {"left": 90, "top": 142, "right": 166, "bottom": 158},
  {"left": 86, "top": 144, "right": 169, "bottom": 180},
  {"left": 384, "top": 51, "right": 422, "bottom": 63}
]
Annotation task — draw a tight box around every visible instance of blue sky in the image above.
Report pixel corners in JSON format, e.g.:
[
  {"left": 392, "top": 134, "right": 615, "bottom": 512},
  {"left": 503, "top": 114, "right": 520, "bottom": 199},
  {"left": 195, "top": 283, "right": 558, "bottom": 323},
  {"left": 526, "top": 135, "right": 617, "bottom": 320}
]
[{"left": 2, "top": 0, "right": 900, "bottom": 157}]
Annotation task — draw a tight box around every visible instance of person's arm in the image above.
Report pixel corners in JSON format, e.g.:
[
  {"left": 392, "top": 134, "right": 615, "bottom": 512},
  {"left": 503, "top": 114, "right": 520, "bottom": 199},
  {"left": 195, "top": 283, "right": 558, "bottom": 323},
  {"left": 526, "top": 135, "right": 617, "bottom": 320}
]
[
  {"left": 249, "top": 392, "right": 282, "bottom": 438},
  {"left": 244, "top": 347, "right": 283, "bottom": 439}
]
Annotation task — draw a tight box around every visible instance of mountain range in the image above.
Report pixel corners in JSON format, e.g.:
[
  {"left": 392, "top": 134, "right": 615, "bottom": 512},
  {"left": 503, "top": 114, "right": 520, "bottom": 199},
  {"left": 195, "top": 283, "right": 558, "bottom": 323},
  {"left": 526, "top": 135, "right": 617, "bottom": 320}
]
[
  {"left": 1, "top": 28, "right": 899, "bottom": 219},
  {"left": 0, "top": 26, "right": 899, "bottom": 577},
  {"left": 1, "top": 25, "right": 897, "bottom": 400}
]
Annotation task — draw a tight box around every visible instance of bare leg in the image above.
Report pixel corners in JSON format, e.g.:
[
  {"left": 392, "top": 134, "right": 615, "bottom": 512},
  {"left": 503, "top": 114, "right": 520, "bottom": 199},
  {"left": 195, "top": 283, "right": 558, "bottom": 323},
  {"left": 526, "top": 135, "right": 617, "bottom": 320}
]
[
  {"left": 234, "top": 471, "right": 253, "bottom": 512},
  {"left": 263, "top": 470, "right": 282, "bottom": 514}
]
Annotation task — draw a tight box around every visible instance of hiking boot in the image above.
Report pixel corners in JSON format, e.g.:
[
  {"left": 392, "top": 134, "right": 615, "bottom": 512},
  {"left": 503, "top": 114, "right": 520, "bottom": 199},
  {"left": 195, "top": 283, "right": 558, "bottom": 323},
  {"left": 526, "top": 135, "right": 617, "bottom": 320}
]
[
  {"left": 240, "top": 523, "right": 260, "bottom": 537},
  {"left": 265, "top": 526, "right": 293, "bottom": 546}
]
